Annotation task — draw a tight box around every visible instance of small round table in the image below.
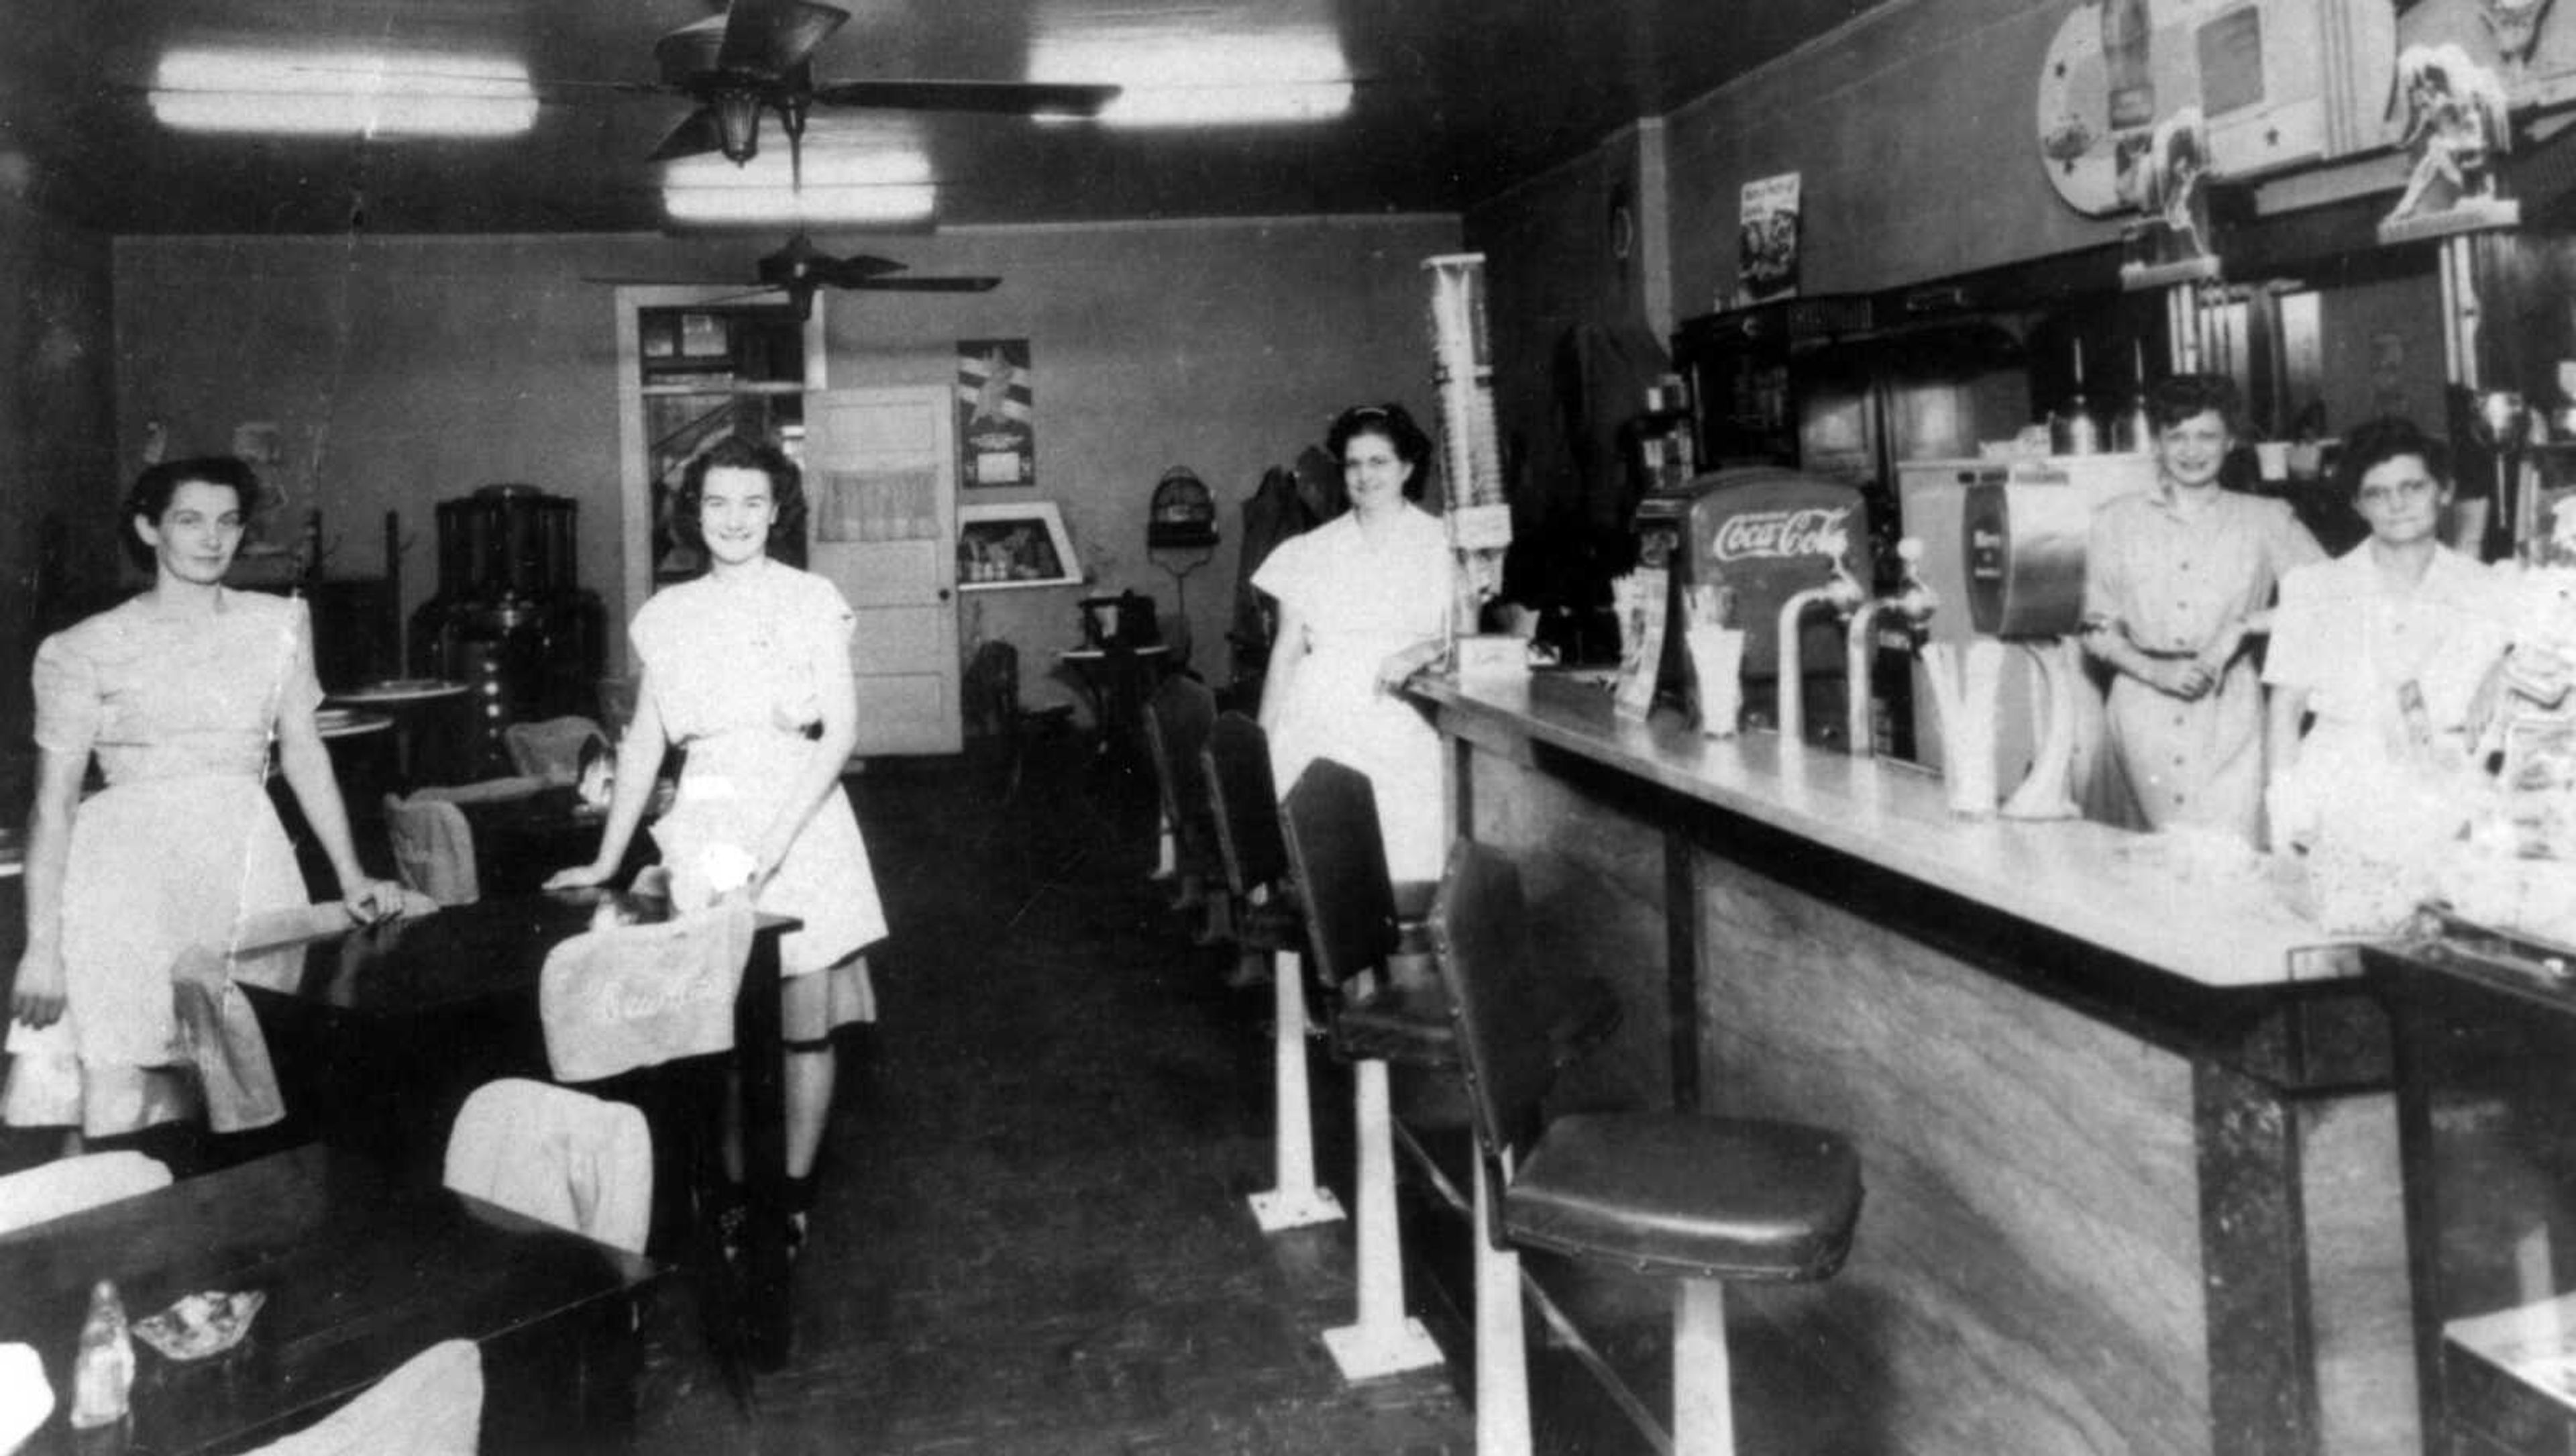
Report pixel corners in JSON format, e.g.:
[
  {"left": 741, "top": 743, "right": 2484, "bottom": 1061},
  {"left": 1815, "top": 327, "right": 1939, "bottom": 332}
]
[{"left": 326, "top": 679, "right": 469, "bottom": 785}]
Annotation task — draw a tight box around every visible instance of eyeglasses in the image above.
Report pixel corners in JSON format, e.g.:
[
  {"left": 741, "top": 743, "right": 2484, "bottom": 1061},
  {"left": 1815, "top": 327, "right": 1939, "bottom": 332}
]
[{"left": 2355, "top": 476, "right": 2439, "bottom": 508}]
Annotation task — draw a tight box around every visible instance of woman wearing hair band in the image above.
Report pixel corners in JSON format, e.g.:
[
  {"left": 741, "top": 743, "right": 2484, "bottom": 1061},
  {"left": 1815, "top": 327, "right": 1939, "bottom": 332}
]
[
  {"left": 6, "top": 457, "right": 404, "bottom": 1153},
  {"left": 2081, "top": 374, "right": 2324, "bottom": 842},
  {"left": 549, "top": 433, "right": 883, "bottom": 1259},
  {"left": 1253, "top": 402, "right": 1456, "bottom": 881}
]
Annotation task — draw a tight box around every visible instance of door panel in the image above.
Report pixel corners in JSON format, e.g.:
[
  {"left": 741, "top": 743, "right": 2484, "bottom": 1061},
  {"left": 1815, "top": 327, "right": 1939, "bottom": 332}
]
[{"left": 803, "top": 388, "right": 961, "bottom": 757}]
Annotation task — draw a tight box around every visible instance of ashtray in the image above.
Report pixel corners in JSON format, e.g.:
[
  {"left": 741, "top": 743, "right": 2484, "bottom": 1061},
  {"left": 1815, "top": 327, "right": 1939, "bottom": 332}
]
[{"left": 133, "top": 1290, "right": 266, "bottom": 1361}]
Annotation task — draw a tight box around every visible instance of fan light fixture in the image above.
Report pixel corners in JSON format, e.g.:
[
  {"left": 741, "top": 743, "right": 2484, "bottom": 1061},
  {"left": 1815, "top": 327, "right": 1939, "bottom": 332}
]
[
  {"left": 150, "top": 48, "right": 537, "bottom": 136},
  {"left": 1030, "top": 32, "right": 1350, "bottom": 127},
  {"left": 663, "top": 145, "right": 935, "bottom": 225}
]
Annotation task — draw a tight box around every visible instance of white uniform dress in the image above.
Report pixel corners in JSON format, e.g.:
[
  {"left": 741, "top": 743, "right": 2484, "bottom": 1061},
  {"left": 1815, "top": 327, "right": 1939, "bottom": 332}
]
[
  {"left": 4, "top": 591, "right": 317, "bottom": 1135},
  {"left": 1252, "top": 504, "right": 1456, "bottom": 883},
  {"left": 632, "top": 558, "right": 883, "bottom": 1024},
  {"left": 2262, "top": 543, "right": 2514, "bottom": 845}
]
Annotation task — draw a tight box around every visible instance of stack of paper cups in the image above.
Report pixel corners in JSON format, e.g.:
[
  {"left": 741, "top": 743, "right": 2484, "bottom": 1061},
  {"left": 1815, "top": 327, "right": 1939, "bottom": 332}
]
[{"left": 1686, "top": 625, "right": 1745, "bottom": 738}]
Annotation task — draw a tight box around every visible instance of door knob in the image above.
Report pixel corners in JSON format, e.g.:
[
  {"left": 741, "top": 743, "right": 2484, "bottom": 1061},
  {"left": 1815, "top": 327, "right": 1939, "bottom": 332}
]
[{"left": 937, "top": 587, "right": 953, "bottom": 602}]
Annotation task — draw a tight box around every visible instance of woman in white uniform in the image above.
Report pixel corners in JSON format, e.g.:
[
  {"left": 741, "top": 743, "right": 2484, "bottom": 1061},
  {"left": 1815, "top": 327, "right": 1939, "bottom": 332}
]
[
  {"left": 2264, "top": 416, "right": 2515, "bottom": 849},
  {"left": 1254, "top": 403, "right": 1456, "bottom": 882},
  {"left": 551, "top": 435, "right": 885, "bottom": 1256}
]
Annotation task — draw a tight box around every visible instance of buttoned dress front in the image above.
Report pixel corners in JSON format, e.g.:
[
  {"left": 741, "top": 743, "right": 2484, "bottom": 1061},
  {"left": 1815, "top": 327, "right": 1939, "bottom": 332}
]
[
  {"left": 632, "top": 558, "right": 882, "bottom": 1025},
  {"left": 2084, "top": 487, "right": 2323, "bottom": 841},
  {"left": 1252, "top": 504, "right": 1456, "bottom": 883},
  {"left": 4, "top": 591, "right": 319, "bottom": 1135}
]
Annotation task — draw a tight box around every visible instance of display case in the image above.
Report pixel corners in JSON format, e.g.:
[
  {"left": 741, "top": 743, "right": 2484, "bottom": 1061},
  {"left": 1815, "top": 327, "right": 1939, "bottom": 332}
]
[{"left": 2370, "top": 925, "right": 2576, "bottom": 1454}]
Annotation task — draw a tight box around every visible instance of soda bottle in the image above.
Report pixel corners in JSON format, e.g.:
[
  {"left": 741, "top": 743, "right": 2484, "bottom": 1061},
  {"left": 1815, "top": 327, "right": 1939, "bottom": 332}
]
[{"left": 68, "top": 1280, "right": 133, "bottom": 1434}]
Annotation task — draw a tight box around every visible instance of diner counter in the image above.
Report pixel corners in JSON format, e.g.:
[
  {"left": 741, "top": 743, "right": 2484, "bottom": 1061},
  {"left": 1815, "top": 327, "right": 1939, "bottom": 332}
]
[
  {"left": 1409, "top": 669, "right": 2415, "bottom": 1456},
  {"left": 1413, "top": 671, "right": 2346, "bottom": 990}
]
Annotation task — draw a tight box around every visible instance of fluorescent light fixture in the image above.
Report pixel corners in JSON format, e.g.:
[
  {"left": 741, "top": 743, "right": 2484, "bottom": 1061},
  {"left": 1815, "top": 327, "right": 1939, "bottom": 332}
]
[
  {"left": 152, "top": 48, "right": 536, "bottom": 136},
  {"left": 1032, "top": 32, "right": 1351, "bottom": 127},
  {"left": 663, "top": 145, "right": 936, "bottom": 225}
]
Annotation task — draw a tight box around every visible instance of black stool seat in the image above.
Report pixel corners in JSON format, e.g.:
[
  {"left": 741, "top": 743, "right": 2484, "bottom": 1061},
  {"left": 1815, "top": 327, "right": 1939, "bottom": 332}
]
[
  {"left": 1507, "top": 1112, "right": 1859, "bottom": 1281},
  {"left": 1334, "top": 966, "right": 1623, "bottom": 1074},
  {"left": 1236, "top": 896, "right": 1304, "bottom": 954}
]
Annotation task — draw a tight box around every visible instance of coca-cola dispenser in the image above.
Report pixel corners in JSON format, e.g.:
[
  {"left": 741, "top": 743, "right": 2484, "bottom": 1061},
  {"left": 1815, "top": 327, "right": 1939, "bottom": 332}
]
[{"left": 1633, "top": 466, "right": 1871, "bottom": 745}]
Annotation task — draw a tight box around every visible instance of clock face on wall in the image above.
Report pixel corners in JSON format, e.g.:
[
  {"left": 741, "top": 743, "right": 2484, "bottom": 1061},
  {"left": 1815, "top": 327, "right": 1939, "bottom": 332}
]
[{"left": 2036, "top": 5, "right": 2129, "bottom": 217}]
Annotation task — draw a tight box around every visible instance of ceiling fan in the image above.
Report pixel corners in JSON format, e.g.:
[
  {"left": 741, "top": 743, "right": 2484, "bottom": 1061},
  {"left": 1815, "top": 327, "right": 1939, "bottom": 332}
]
[
  {"left": 641, "top": 0, "right": 1120, "bottom": 183},
  {"left": 588, "top": 231, "right": 1000, "bottom": 317}
]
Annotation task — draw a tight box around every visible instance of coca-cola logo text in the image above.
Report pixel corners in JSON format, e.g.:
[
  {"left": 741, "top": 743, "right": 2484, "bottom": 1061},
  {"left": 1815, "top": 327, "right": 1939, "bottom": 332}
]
[{"left": 1709, "top": 507, "right": 1852, "bottom": 562}]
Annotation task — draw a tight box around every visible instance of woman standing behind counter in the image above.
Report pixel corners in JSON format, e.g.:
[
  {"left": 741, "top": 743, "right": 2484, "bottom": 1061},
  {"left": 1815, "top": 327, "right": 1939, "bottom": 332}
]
[
  {"left": 2081, "top": 374, "right": 2324, "bottom": 843},
  {"left": 7, "top": 457, "right": 403, "bottom": 1153},
  {"left": 1254, "top": 403, "right": 1456, "bottom": 882}
]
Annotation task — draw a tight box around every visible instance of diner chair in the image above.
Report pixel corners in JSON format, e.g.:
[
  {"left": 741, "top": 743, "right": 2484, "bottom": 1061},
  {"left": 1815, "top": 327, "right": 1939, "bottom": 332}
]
[
  {"left": 1430, "top": 840, "right": 1863, "bottom": 1456},
  {"left": 384, "top": 791, "right": 480, "bottom": 906},
  {"left": 503, "top": 715, "right": 608, "bottom": 787},
  {"left": 1282, "top": 758, "right": 1625, "bottom": 1384},
  {"left": 240, "top": 1339, "right": 481, "bottom": 1456},
  {"left": 0, "top": 1151, "right": 170, "bottom": 1237},
  {"left": 1201, "top": 713, "right": 1335, "bottom": 1230},
  {"left": 1142, "top": 674, "right": 1226, "bottom": 939},
  {"left": 443, "top": 1078, "right": 653, "bottom": 1257}
]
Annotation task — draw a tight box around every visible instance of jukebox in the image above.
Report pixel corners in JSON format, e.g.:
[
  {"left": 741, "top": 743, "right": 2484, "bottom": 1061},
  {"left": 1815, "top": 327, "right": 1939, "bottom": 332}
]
[{"left": 407, "top": 484, "right": 607, "bottom": 782}]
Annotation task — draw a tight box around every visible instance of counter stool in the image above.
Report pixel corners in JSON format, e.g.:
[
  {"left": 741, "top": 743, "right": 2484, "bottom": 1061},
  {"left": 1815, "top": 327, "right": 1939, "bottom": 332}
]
[
  {"left": 1142, "top": 675, "right": 1225, "bottom": 938},
  {"left": 1203, "top": 713, "right": 1340, "bottom": 1231},
  {"left": 1282, "top": 758, "right": 1623, "bottom": 1384},
  {"left": 1430, "top": 840, "right": 1863, "bottom": 1456}
]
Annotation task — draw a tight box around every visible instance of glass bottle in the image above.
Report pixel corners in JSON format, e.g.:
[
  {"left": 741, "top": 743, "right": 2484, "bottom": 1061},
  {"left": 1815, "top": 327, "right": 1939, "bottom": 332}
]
[{"left": 68, "top": 1280, "right": 133, "bottom": 1434}]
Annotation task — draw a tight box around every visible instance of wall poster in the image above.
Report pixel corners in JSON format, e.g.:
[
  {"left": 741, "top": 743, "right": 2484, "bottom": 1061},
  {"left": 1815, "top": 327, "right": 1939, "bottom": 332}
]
[
  {"left": 956, "top": 338, "right": 1035, "bottom": 488},
  {"left": 1735, "top": 171, "right": 1803, "bottom": 309}
]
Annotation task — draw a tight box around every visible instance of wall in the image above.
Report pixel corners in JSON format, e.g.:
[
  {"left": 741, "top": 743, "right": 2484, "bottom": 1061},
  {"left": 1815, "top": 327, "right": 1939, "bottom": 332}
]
[
  {"left": 0, "top": 192, "right": 118, "bottom": 804},
  {"left": 114, "top": 213, "right": 1458, "bottom": 722}
]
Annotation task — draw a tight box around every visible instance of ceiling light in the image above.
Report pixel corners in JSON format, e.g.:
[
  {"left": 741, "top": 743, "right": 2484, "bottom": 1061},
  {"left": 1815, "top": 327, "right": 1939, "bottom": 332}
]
[
  {"left": 151, "top": 48, "right": 537, "bottom": 137},
  {"left": 663, "top": 146, "right": 936, "bottom": 226},
  {"left": 1031, "top": 32, "right": 1351, "bottom": 127}
]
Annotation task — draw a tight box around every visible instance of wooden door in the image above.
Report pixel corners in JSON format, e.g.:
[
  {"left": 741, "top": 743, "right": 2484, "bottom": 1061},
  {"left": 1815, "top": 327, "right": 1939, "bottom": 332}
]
[{"left": 802, "top": 386, "right": 962, "bottom": 757}]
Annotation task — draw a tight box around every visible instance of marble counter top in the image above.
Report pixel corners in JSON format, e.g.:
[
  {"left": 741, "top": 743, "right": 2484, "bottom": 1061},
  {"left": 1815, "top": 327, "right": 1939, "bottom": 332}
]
[{"left": 1413, "top": 672, "right": 2355, "bottom": 990}]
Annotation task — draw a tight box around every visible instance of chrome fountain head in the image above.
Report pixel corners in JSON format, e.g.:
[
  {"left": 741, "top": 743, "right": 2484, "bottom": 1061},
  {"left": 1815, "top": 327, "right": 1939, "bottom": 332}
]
[
  {"left": 1844, "top": 537, "right": 1938, "bottom": 759},
  {"left": 1774, "top": 554, "right": 1866, "bottom": 747}
]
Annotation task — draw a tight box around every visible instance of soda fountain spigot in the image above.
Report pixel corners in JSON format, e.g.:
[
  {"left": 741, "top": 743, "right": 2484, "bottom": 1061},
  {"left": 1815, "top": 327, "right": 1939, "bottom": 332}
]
[
  {"left": 1845, "top": 538, "right": 1939, "bottom": 758},
  {"left": 1774, "top": 549, "right": 1867, "bottom": 745}
]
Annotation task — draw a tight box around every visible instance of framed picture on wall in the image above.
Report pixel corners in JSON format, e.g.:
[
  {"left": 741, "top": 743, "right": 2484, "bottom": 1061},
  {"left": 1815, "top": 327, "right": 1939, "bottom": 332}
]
[
  {"left": 957, "top": 501, "right": 1081, "bottom": 590},
  {"left": 956, "top": 338, "right": 1035, "bottom": 488}
]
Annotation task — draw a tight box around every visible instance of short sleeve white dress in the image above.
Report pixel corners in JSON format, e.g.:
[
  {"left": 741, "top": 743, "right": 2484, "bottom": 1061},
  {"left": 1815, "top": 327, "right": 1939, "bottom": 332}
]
[
  {"left": 1252, "top": 504, "right": 1455, "bottom": 882},
  {"left": 631, "top": 558, "right": 883, "bottom": 1025},
  {"left": 3, "top": 590, "right": 321, "bottom": 1136}
]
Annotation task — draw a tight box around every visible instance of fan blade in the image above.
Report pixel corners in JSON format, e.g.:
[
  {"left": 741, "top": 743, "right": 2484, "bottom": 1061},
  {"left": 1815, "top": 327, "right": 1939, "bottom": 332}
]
[
  {"left": 841, "top": 275, "right": 1001, "bottom": 293},
  {"left": 813, "top": 254, "right": 912, "bottom": 284},
  {"left": 649, "top": 107, "right": 729, "bottom": 162},
  {"left": 810, "top": 79, "right": 1120, "bottom": 117},
  {"left": 718, "top": 0, "right": 851, "bottom": 76}
]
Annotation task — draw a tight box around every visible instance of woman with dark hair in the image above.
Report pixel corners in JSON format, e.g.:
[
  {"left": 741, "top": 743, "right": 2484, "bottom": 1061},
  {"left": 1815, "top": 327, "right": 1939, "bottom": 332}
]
[
  {"left": 2080, "top": 373, "right": 2324, "bottom": 841},
  {"left": 1253, "top": 402, "right": 1456, "bottom": 880},
  {"left": 549, "top": 433, "right": 882, "bottom": 1257},
  {"left": 2263, "top": 416, "right": 2514, "bottom": 847},
  {"left": 7, "top": 456, "right": 403, "bottom": 1150}
]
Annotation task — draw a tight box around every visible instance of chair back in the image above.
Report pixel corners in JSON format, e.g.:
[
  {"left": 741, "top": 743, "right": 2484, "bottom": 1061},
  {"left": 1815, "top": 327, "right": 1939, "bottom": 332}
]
[
  {"left": 383, "top": 792, "right": 479, "bottom": 905},
  {"left": 1280, "top": 758, "right": 1400, "bottom": 990},
  {"left": 0, "top": 1343, "right": 51, "bottom": 1455},
  {"left": 442, "top": 1078, "right": 652, "bottom": 1255},
  {"left": 539, "top": 901, "right": 755, "bottom": 1082},
  {"left": 0, "top": 1152, "right": 171, "bottom": 1237},
  {"left": 1202, "top": 713, "right": 1289, "bottom": 897},
  {"left": 503, "top": 715, "right": 607, "bottom": 786},
  {"left": 1430, "top": 841, "right": 1557, "bottom": 1193},
  {"left": 1144, "top": 676, "right": 1220, "bottom": 877}
]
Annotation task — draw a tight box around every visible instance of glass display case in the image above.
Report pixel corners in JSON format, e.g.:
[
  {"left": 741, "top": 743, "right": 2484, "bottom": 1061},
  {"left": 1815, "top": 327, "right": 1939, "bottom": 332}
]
[{"left": 2370, "top": 922, "right": 2576, "bottom": 1454}]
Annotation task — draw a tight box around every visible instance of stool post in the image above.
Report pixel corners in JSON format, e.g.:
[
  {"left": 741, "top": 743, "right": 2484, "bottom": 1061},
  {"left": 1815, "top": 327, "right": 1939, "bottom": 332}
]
[
  {"left": 1471, "top": 1153, "right": 1535, "bottom": 1456},
  {"left": 1322, "top": 1057, "right": 1444, "bottom": 1380},
  {"left": 1247, "top": 950, "right": 1344, "bottom": 1231},
  {"left": 1672, "top": 1278, "right": 1735, "bottom": 1456}
]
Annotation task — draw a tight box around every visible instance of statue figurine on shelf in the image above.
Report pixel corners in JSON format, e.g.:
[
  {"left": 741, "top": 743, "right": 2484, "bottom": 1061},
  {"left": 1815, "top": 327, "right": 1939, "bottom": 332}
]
[
  {"left": 2384, "top": 44, "right": 2515, "bottom": 230},
  {"left": 2114, "top": 106, "right": 2218, "bottom": 285}
]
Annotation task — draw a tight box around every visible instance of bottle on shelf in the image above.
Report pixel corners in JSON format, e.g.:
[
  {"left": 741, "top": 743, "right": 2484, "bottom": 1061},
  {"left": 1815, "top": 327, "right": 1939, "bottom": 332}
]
[{"left": 2051, "top": 338, "right": 2104, "bottom": 456}]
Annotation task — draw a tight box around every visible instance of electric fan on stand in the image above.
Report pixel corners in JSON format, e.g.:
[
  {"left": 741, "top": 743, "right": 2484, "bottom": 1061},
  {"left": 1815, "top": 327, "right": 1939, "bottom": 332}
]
[{"left": 1146, "top": 465, "right": 1220, "bottom": 669}]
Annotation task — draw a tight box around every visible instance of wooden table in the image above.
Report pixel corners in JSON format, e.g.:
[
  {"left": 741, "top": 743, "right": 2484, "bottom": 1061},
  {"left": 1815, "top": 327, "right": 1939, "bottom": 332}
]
[
  {"left": 0, "top": 1142, "right": 659, "bottom": 1455},
  {"left": 237, "top": 890, "right": 805, "bottom": 1367}
]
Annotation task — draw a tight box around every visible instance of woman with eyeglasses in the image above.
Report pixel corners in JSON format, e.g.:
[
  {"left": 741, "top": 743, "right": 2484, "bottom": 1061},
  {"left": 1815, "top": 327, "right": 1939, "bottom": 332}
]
[
  {"left": 1253, "top": 402, "right": 1456, "bottom": 881},
  {"left": 2262, "top": 415, "right": 2516, "bottom": 850},
  {"left": 2080, "top": 373, "right": 2323, "bottom": 843}
]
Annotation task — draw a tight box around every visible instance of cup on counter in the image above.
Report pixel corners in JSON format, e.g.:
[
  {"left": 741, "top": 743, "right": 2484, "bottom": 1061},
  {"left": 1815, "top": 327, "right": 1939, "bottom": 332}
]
[
  {"left": 1685, "top": 625, "right": 1745, "bottom": 738},
  {"left": 2254, "top": 441, "right": 2290, "bottom": 481}
]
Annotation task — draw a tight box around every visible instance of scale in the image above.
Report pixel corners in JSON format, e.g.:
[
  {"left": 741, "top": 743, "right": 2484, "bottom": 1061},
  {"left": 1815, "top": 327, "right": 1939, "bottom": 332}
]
[{"left": 1146, "top": 465, "right": 1220, "bottom": 668}]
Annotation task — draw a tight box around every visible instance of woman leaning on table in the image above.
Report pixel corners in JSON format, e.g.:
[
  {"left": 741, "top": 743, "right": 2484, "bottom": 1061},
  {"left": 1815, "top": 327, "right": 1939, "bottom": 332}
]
[
  {"left": 2079, "top": 373, "right": 2324, "bottom": 843},
  {"left": 1254, "top": 402, "right": 1456, "bottom": 883},
  {"left": 6, "top": 456, "right": 403, "bottom": 1154},
  {"left": 547, "top": 433, "right": 884, "bottom": 1260}
]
